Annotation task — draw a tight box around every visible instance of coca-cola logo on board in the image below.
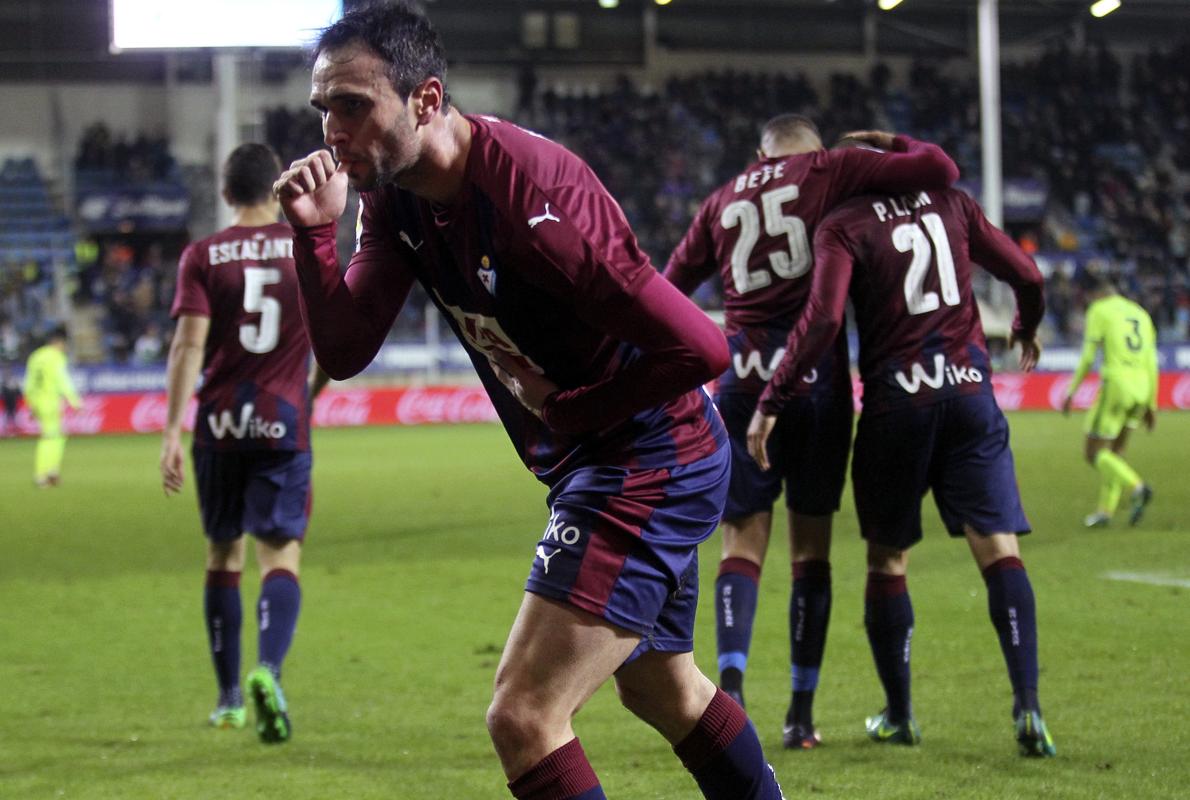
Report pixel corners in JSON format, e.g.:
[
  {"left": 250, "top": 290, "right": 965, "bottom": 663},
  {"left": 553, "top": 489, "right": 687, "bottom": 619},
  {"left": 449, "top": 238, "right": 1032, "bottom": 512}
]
[
  {"left": 394, "top": 387, "right": 497, "bottom": 425},
  {"left": 313, "top": 391, "right": 373, "bottom": 427}
]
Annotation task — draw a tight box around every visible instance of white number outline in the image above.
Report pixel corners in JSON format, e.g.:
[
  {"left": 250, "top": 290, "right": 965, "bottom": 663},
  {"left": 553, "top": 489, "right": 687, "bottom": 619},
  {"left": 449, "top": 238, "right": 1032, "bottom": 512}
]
[
  {"left": 720, "top": 185, "right": 811, "bottom": 295},
  {"left": 894, "top": 212, "right": 960, "bottom": 316},
  {"left": 240, "top": 266, "right": 282, "bottom": 354}
]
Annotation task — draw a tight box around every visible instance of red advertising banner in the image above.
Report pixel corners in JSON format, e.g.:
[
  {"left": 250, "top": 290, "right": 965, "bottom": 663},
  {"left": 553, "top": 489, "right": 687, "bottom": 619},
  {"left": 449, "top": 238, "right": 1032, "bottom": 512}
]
[{"left": 1, "top": 376, "right": 1187, "bottom": 437}]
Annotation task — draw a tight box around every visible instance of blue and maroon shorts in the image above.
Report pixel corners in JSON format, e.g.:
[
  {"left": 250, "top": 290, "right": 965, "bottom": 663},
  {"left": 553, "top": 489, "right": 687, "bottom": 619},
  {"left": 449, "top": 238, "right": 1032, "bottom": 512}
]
[
  {"left": 525, "top": 440, "right": 730, "bottom": 657},
  {"left": 192, "top": 448, "right": 312, "bottom": 542},
  {"left": 851, "top": 393, "right": 1030, "bottom": 551},
  {"left": 716, "top": 388, "right": 852, "bottom": 520}
]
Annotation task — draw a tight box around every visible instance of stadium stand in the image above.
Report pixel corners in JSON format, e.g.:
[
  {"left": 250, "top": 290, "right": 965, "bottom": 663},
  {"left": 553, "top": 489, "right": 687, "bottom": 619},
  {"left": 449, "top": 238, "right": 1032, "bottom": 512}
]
[{"left": 3, "top": 43, "right": 1187, "bottom": 365}]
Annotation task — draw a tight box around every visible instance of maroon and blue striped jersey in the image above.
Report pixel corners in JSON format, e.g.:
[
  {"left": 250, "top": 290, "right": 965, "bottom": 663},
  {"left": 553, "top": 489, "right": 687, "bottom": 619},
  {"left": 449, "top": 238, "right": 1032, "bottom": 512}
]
[
  {"left": 172, "top": 221, "right": 312, "bottom": 451},
  {"left": 293, "top": 115, "right": 728, "bottom": 486},
  {"left": 664, "top": 137, "right": 959, "bottom": 396},
  {"left": 759, "top": 188, "right": 1044, "bottom": 417}
]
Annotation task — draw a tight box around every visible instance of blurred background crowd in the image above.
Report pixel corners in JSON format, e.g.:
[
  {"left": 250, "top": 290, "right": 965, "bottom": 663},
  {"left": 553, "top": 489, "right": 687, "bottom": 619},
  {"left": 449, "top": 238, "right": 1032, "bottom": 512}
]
[{"left": 3, "top": 40, "right": 1187, "bottom": 368}]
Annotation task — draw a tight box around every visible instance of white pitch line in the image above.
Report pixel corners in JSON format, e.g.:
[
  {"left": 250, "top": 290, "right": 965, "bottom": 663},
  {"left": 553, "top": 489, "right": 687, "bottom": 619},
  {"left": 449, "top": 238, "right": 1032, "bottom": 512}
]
[{"left": 1103, "top": 571, "right": 1190, "bottom": 589}]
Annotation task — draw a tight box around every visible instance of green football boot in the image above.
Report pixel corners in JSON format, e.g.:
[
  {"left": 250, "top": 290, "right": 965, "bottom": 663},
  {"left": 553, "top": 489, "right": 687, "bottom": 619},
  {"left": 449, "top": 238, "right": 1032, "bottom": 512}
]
[
  {"left": 208, "top": 705, "right": 247, "bottom": 730},
  {"left": 865, "top": 709, "right": 921, "bottom": 745},
  {"left": 1015, "top": 710, "right": 1056, "bottom": 757},
  {"left": 246, "top": 666, "right": 292, "bottom": 744}
]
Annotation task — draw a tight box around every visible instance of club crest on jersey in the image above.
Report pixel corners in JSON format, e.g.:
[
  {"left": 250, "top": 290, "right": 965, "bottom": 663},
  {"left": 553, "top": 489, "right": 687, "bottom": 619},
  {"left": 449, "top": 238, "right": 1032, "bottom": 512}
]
[{"left": 477, "top": 254, "right": 497, "bottom": 296}]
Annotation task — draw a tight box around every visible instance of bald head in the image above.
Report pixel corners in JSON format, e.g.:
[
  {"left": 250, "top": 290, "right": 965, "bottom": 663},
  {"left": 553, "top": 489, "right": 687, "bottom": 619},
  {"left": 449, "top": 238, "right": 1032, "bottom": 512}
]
[{"left": 759, "top": 114, "right": 823, "bottom": 158}]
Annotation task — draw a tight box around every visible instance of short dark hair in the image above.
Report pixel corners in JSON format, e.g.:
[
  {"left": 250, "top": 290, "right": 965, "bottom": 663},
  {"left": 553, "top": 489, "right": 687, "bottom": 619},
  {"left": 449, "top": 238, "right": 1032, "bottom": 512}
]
[
  {"left": 1077, "top": 269, "right": 1116, "bottom": 293},
  {"left": 316, "top": 1, "right": 450, "bottom": 110},
  {"left": 46, "top": 324, "right": 68, "bottom": 343},
  {"left": 223, "top": 143, "right": 283, "bottom": 206},
  {"left": 761, "top": 114, "right": 820, "bottom": 145}
]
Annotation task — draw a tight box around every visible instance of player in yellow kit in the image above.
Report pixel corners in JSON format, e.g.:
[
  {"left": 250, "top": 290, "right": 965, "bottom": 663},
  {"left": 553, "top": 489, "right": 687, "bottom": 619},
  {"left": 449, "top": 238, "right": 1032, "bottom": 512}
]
[
  {"left": 1061, "top": 275, "right": 1157, "bottom": 527},
  {"left": 22, "top": 326, "right": 82, "bottom": 487}
]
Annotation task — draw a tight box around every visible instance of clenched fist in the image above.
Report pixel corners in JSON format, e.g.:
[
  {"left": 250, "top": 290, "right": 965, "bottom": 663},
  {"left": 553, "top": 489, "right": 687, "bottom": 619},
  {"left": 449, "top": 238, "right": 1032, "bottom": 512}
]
[{"left": 273, "top": 150, "right": 349, "bottom": 228}]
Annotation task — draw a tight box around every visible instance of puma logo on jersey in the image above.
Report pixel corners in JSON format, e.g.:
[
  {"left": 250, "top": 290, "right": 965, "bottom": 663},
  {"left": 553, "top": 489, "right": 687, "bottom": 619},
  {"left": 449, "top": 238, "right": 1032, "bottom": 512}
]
[
  {"left": 399, "top": 230, "right": 423, "bottom": 251},
  {"left": 528, "top": 203, "right": 560, "bottom": 228},
  {"left": 535, "top": 545, "right": 560, "bottom": 574}
]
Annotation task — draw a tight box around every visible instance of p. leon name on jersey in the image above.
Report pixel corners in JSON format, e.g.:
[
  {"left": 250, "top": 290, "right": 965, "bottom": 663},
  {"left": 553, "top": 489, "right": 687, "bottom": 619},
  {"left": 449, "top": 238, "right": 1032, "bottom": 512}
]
[
  {"left": 894, "top": 353, "right": 984, "bottom": 394},
  {"left": 208, "top": 234, "right": 294, "bottom": 266},
  {"left": 871, "top": 191, "right": 933, "bottom": 223},
  {"left": 207, "top": 403, "right": 287, "bottom": 440}
]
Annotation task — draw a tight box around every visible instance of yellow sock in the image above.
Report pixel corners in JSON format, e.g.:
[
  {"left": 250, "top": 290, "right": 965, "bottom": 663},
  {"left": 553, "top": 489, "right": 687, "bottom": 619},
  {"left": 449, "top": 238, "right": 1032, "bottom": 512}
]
[
  {"left": 1094, "top": 449, "right": 1141, "bottom": 494},
  {"left": 1097, "top": 474, "right": 1122, "bottom": 515}
]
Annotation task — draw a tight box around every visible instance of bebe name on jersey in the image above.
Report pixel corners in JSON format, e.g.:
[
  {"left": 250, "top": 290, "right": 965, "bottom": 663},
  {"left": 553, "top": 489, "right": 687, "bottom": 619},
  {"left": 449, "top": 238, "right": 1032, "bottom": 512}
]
[
  {"left": 207, "top": 403, "right": 287, "bottom": 440},
  {"left": 208, "top": 237, "right": 293, "bottom": 266},
  {"left": 734, "top": 162, "right": 786, "bottom": 193},
  {"left": 894, "top": 353, "right": 983, "bottom": 394}
]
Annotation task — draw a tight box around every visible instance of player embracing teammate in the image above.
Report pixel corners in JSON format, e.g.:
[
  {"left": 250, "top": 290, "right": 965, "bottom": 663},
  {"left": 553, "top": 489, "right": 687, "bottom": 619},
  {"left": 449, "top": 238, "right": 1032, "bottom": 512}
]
[
  {"left": 665, "top": 116, "right": 958, "bottom": 748},
  {"left": 750, "top": 141, "right": 1056, "bottom": 756}
]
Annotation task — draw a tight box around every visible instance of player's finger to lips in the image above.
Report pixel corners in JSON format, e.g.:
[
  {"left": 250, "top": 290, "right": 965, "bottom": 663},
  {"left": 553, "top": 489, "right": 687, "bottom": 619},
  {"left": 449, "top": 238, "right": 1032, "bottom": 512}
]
[
  {"left": 318, "top": 150, "right": 338, "bottom": 174},
  {"left": 298, "top": 166, "right": 317, "bottom": 192},
  {"left": 309, "top": 156, "right": 329, "bottom": 184}
]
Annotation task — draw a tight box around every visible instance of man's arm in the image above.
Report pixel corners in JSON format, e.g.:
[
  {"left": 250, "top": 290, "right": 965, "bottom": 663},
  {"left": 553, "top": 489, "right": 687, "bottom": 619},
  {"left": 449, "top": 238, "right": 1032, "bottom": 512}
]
[
  {"left": 663, "top": 201, "right": 719, "bottom": 296},
  {"left": 832, "top": 133, "right": 960, "bottom": 198},
  {"left": 538, "top": 271, "right": 728, "bottom": 434},
  {"left": 745, "top": 225, "right": 853, "bottom": 470},
  {"left": 1064, "top": 304, "right": 1100, "bottom": 414},
  {"left": 57, "top": 356, "right": 82, "bottom": 410},
  {"left": 1145, "top": 314, "right": 1159, "bottom": 429},
  {"left": 964, "top": 197, "right": 1046, "bottom": 370},
  {"left": 160, "top": 314, "right": 209, "bottom": 496},
  {"left": 278, "top": 151, "right": 417, "bottom": 380},
  {"left": 309, "top": 362, "right": 332, "bottom": 403},
  {"left": 757, "top": 224, "right": 855, "bottom": 418}
]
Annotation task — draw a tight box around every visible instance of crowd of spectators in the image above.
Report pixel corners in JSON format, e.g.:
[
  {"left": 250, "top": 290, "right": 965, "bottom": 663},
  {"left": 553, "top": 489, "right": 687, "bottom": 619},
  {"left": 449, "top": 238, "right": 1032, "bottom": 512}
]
[
  {"left": 75, "top": 122, "right": 179, "bottom": 184},
  {"left": 526, "top": 44, "right": 1189, "bottom": 345},
  {"left": 3, "top": 42, "right": 1187, "bottom": 366}
]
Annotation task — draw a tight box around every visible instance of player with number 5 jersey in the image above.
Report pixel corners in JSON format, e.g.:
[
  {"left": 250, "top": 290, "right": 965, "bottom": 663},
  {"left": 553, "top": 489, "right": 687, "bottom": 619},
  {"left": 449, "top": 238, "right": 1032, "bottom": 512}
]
[
  {"left": 162, "top": 143, "right": 328, "bottom": 745},
  {"left": 752, "top": 176, "right": 1053, "bottom": 757},
  {"left": 664, "top": 115, "right": 958, "bottom": 748}
]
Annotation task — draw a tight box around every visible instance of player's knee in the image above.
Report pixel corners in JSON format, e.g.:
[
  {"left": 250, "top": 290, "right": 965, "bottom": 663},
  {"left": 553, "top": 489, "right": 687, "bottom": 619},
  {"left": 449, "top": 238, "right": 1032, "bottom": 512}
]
[
  {"left": 485, "top": 692, "right": 554, "bottom": 750},
  {"left": 615, "top": 680, "right": 655, "bottom": 721}
]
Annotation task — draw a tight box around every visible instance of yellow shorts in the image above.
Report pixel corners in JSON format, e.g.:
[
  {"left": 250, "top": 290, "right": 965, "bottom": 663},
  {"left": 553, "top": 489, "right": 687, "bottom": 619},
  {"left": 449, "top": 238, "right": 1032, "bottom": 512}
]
[
  {"left": 1084, "top": 379, "right": 1147, "bottom": 440},
  {"left": 30, "top": 402, "right": 63, "bottom": 437}
]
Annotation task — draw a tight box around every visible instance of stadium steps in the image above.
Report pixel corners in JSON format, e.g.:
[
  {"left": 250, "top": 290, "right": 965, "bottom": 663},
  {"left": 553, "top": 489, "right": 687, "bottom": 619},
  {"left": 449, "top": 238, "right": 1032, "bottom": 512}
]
[{"left": 69, "top": 303, "right": 108, "bottom": 364}]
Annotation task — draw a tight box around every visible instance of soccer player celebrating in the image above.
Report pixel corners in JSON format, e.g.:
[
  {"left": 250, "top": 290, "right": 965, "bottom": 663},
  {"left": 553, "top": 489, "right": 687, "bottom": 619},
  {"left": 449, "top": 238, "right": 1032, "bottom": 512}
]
[
  {"left": 1060, "top": 272, "right": 1157, "bottom": 527},
  {"left": 23, "top": 325, "right": 82, "bottom": 487},
  {"left": 664, "top": 117, "right": 958, "bottom": 748},
  {"left": 275, "top": 5, "right": 785, "bottom": 798},
  {"left": 161, "top": 143, "right": 326, "bottom": 743},
  {"left": 748, "top": 174, "right": 1056, "bottom": 757}
]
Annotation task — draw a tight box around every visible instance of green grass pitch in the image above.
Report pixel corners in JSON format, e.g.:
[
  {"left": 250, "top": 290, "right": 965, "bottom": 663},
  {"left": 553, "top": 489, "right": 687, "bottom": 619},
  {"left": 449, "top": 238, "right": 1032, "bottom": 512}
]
[{"left": 1, "top": 411, "right": 1187, "bottom": 798}]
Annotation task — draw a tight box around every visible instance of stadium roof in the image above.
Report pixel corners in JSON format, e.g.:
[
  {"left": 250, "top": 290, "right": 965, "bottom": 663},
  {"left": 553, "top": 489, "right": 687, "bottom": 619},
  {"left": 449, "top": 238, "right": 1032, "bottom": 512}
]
[{"left": 0, "top": 0, "right": 1185, "bottom": 80}]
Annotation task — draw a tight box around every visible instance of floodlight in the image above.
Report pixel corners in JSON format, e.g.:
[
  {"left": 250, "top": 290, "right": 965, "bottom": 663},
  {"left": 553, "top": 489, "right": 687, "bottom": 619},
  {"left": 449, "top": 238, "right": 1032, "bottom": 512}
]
[
  {"left": 598, "top": 0, "right": 619, "bottom": 7},
  {"left": 1089, "top": 0, "right": 1121, "bottom": 17},
  {"left": 878, "top": 0, "right": 905, "bottom": 10}
]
